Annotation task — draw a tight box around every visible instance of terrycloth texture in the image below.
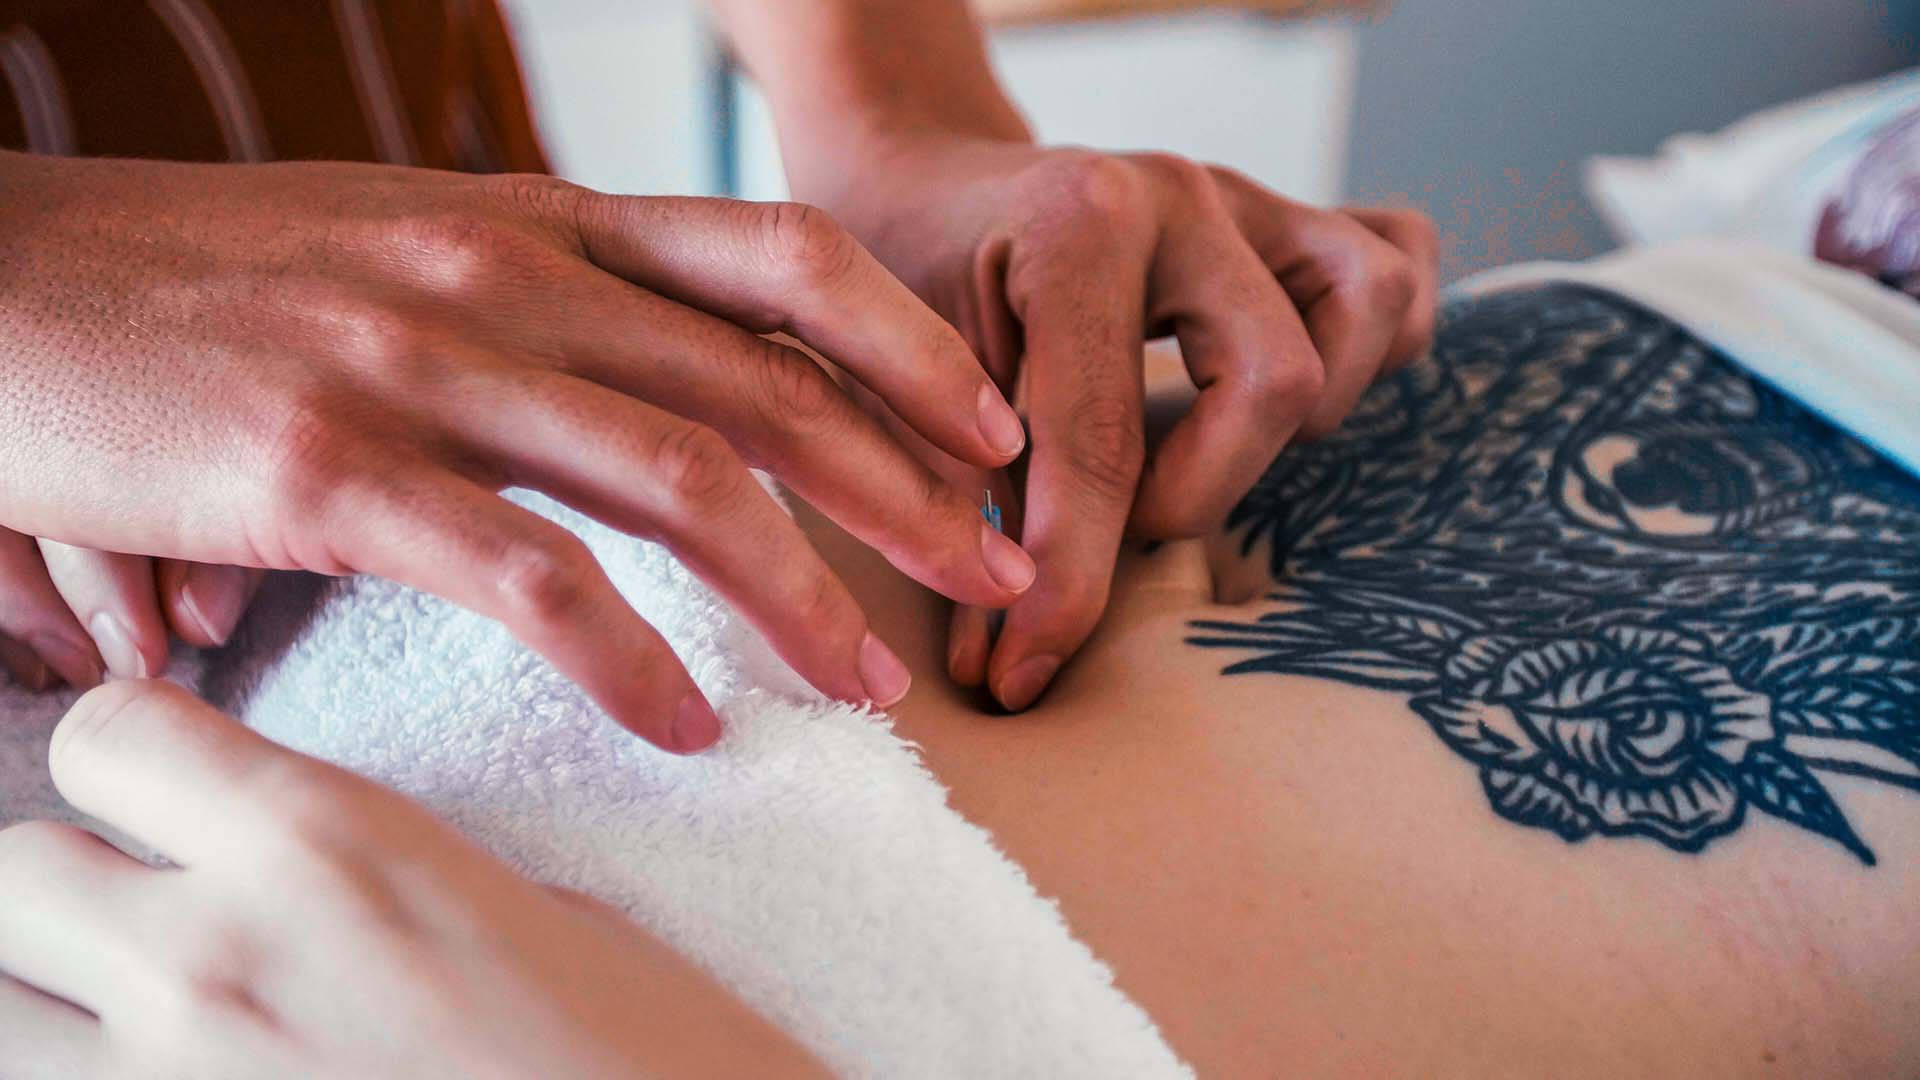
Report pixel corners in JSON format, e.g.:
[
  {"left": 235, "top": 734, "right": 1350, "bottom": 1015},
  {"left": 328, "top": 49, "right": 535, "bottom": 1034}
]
[{"left": 0, "top": 491, "right": 1188, "bottom": 1078}]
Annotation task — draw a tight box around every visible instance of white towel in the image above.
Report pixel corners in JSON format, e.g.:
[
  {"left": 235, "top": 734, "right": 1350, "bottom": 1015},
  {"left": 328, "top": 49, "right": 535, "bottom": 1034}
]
[{"left": 0, "top": 490, "right": 1188, "bottom": 1078}]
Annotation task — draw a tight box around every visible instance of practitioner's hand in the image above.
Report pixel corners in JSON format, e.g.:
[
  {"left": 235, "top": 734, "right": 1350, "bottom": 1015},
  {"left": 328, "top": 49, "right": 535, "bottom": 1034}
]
[
  {"left": 804, "top": 136, "right": 1437, "bottom": 709},
  {"left": 0, "top": 527, "right": 263, "bottom": 690},
  {"left": 0, "top": 151, "right": 1038, "bottom": 750},
  {"left": 0, "top": 681, "right": 827, "bottom": 1078}
]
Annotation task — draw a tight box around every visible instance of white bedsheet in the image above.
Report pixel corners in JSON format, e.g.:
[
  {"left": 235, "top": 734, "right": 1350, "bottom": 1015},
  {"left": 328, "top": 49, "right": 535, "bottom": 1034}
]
[{"left": 1464, "top": 239, "right": 1920, "bottom": 479}]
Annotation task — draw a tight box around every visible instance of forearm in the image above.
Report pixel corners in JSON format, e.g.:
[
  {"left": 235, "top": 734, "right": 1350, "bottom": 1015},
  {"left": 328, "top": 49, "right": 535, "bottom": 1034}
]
[{"left": 703, "top": 0, "right": 1030, "bottom": 200}]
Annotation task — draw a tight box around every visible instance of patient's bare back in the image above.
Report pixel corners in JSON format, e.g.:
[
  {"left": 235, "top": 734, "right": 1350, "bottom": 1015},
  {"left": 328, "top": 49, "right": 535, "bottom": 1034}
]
[{"left": 824, "top": 285, "right": 1920, "bottom": 1077}]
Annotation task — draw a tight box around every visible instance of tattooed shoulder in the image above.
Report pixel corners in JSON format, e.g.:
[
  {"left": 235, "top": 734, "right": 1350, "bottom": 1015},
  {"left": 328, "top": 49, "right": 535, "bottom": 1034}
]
[{"left": 1190, "top": 284, "right": 1920, "bottom": 864}]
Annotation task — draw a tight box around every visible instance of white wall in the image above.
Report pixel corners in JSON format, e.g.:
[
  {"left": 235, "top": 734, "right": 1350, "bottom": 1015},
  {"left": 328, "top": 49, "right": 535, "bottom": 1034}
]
[
  {"left": 1343, "top": 0, "right": 1918, "bottom": 279},
  {"left": 499, "top": 0, "right": 716, "bottom": 195},
  {"left": 504, "top": 1, "right": 1357, "bottom": 207},
  {"left": 736, "top": 13, "right": 1356, "bottom": 205}
]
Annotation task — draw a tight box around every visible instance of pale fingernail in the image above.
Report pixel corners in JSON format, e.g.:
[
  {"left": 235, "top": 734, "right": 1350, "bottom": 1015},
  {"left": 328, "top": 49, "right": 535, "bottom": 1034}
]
[
  {"left": 87, "top": 613, "right": 149, "bottom": 680},
  {"left": 858, "top": 632, "right": 912, "bottom": 708},
  {"left": 671, "top": 692, "right": 721, "bottom": 754},
  {"left": 996, "top": 654, "right": 1061, "bottom": 712},
  {"left": 182, "top": 563, "right": 251, "bottom": 646},
  {"left": 977, "top": 383, "right": 1026, "bottom": 459},
  {"left": 26, "top": 632, "right": 101, "bottom": 689},
  {"left": 981, "top": 522, "right": 1037, "bottom": 594}
]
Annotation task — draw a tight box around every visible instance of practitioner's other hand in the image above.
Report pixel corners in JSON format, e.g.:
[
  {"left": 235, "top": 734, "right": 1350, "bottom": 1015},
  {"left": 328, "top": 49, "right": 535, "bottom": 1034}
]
[
  {"left": 0, "top": 681, "right": 827, "bottom": 1078},
  {"left": 0, "top": 151, "right": 1038, "bottom": 750},
  {"left": 800, "top": 137, "right": 1438, "bottom": 709},
  {"left": 0, "top": 527, "right": 263, "bottom": 690}
]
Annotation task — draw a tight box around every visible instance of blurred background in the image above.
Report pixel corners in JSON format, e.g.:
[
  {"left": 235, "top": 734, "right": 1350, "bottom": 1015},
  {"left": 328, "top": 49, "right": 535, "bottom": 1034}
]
[{"left": 501, "top": 0, "right": 1920, "bottom": 282}]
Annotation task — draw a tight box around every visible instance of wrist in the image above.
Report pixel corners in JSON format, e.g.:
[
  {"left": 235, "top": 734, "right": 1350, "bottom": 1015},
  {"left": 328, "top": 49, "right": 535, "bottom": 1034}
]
[{"left": 779, "top": 105, "right": 1031, "bottom": 217}]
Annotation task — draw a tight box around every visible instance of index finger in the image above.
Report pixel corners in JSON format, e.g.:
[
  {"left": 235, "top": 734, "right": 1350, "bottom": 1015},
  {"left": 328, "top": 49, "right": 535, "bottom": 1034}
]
[
  {"left": 566, "top": 192, "right": 1027, "bottom": 471},
  {"left": 987, "top": 247, "right": 1151, "bottom": 711},
  {"left": 47, "top": 680, "right": 440, "bottom": 872}
]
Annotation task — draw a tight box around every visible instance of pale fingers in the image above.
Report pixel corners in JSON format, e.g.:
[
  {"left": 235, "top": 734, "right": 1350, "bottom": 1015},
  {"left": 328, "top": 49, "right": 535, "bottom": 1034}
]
[
  {"left": 0, "top": 974, "right": 102, "bottom": 1079},
  {"left": 38, "top": 542, "right": 170, "bottom": 680},
  {"left": 0, "top": 820, "right": 155, "bottom": 1016},
  {"left": 0, "top": 531, "right": 101, "bottom": 688},
  {"left": 47, "top": 681, "right": 454, "bottom": 871}
]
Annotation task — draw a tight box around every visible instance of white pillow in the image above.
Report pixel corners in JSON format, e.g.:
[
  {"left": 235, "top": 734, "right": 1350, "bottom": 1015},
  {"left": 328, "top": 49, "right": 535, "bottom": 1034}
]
[{"left": 1584, "top": 69, "right": 1920, "bottom": 252}]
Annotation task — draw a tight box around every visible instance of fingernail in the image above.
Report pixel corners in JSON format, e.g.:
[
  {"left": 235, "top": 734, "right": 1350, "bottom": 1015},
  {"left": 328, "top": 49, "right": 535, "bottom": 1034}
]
[
  {"left": 977, "top": 383, "right": 1026, "bottom": 459},
  {"left": 981, "top": 521, "right": 1037, "bottom": 594},
  {"left": 87, "top": 613, "right": 149, "bottom": 680},
  {"left": 996, "top": 654, "right": 1061, "bottom": 712},
  {"left": 26, "top": 632, "right": 100, "bottom": 689},
  {"left": 182, "top": 563, "right": 251, "bottom": 647},
  {"left": 671, "top": 692, "right": 722, "bottom": 754},
  {"left": 858, "top": 632, "right": 912, "bottom": 708}
]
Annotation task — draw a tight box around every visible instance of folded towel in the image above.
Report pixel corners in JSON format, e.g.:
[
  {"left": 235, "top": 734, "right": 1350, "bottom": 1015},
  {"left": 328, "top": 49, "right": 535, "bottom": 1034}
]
[{"left": 0, "top": 490, "right": 1187, "bottom": 1078}]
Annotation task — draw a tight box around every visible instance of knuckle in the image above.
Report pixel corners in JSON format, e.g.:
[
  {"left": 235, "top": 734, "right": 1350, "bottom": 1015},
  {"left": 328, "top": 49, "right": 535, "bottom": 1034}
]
[
  {"left": 396, "top": 209, "right": 543, "bottom": 294},
  {"left": 795, "top": 570, "right": 860, "bottom": 646},
  {"left": 242, "top": 757, "right": 359, "bottom": 844},
  {"left": 1251, "top": 352, "right": 1327, "bottom": 415},
  {"left": 1381, "top": 206, "right": 1438, "bottom": 247},
  {"left": 1062, "top": 394, "right": 1146, "bottom": 499},
  {"left": 491, "top": 532, "right": 596, "bottom": 627},
  {"left": 758, "top": 201, "right": 858, "bottom": 288},
  {"left": 648, "top": 424, "right": 747, "bottom": 518},
  {"left": 1135, "top": 151, "right": 1217, "bottom": 202},
  {"left": 746, "top": 341, "right": 844, "bottom": 440},
  {"left": 163, "top": 922, "right": 256, "bottom": 1003},
  {"left": 1365, "top": 249, "right": 1419, "bottom": 316},
  {"left": 313, "top": 296, "right": 425, "bottom": 370},
  {"left": 488, "top": 172, "right": 587, "bottom": 227},
  {"left": 1327, "top": 236, "right": 1417, "bottom": 319},
  {"left": 1037, "top": 153, "right": 1148, "bottom": 222},
  {"left": 1041, "top": 569, "right": 1115, "bottom": 644},
  {"left": 262, "top": 400, "right": 366, "bottom": 519}
]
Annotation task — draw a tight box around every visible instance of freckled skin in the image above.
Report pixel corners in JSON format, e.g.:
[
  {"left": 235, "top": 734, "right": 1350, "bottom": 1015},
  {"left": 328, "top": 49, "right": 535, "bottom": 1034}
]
[{"left": 0, "top": 148, "right": 1037, "bottom": 749}]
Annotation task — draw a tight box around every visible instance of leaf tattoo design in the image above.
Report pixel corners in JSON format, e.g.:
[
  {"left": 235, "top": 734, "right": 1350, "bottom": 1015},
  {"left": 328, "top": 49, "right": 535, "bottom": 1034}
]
[{"left": 1190, "top": 285, "right": 1920, "bottom": 863}]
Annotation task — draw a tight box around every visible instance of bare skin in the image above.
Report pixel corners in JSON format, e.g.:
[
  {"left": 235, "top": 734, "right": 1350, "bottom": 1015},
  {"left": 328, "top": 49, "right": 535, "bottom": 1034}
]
[
  {"left": 790, "top": 353, "right": 1920, "bottom": 1076},
  {"left": 0, "top": 151, "right": 1043, "bottom": 750},
  {"left": 710, "top": 0, "right": 1437, "bottom": 710}
]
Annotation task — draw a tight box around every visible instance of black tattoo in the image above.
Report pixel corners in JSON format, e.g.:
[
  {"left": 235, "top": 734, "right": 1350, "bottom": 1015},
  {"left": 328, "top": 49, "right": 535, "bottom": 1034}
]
[{"left": 1189, "top": 285, "right": 1920, "bottom": 863}]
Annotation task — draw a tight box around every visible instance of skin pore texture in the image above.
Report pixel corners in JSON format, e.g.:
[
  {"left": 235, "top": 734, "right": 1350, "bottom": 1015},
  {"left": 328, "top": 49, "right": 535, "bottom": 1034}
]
[{"left": 796, "top": 285, "right": 1920, "bottom": 1077}]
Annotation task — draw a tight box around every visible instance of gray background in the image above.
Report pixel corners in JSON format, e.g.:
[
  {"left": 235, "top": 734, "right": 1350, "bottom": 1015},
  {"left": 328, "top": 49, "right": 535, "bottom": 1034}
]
[{"left": 1344, "top": 0, "right": 1920, "bottom": 280}]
